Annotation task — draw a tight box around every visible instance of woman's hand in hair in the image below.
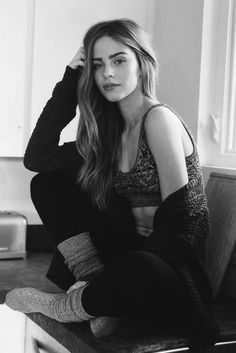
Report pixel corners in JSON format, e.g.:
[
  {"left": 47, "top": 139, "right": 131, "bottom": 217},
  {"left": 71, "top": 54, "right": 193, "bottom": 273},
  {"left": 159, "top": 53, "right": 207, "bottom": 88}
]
[{"left": 68, "top": 47, "right": 86, "bottom": 69}]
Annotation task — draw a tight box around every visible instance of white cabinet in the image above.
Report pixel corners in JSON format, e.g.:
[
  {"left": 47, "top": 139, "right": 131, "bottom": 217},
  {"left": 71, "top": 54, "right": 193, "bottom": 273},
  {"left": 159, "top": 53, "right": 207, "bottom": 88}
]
[
  {"left": 0, "top": 0, "right": 34, "bottom": 156},
  {"left": 25, "top": 317, "right": 70, "bottom": 353}
]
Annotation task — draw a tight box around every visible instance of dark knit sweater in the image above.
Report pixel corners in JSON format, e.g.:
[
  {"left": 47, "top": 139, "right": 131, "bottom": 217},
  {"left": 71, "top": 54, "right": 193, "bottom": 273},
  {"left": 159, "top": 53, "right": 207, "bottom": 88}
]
[
  {"left": 24, "top": 66, "right": 219, "bottom": 349},
  {"left": 24, "top": 66, "right": 83, "bottom": 177},
  {"left": 144, "top": 183, "right": 218, "bottom": 349}
]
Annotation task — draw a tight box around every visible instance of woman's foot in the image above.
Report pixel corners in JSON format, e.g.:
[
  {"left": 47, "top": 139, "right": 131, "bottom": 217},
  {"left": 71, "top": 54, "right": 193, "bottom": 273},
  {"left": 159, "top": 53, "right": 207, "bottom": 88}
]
[
  {"left": 5, "top": 285, "right": 94, "bottom": 323},
  {"left": 90, "top": 316, "right": 127, "bottom": 337}
]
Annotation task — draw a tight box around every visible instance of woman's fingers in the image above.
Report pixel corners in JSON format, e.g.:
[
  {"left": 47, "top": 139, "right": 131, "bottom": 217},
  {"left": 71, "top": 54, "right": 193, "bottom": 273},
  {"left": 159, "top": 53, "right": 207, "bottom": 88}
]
[
  {"left": 68, "top": 47, "right": 86, "bottom": 69},
  {"left": 66, "top": 280, "right": 88, "bottom": 294}
]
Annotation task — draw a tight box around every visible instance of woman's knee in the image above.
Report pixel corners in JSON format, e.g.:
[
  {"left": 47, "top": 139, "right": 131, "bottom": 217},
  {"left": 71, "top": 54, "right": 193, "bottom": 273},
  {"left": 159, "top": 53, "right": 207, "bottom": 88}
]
[
  {"left": 30, "top": 172, "right": 82, "bottom": 224},
  {"left": 31, "top": 172, "right": 73, "bottom": 201},
  {"left": 108, "top": 250, "right": 158, "bottom": 280},
  {"left": 30, "top": 172, "right": 87, "bottom": 213},
  {"left": 117, "top": 250, "right": 160, "bottom": 269},
  {"left": 113, "top": 250, "right": 185, "bottom": 296},
  {"left": 30, "top": 173, "right": 45, "bottom": 202}
]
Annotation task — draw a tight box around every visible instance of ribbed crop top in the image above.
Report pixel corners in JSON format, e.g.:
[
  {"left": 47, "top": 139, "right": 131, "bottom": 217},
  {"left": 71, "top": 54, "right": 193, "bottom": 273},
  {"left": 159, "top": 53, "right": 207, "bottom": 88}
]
[{"left": 113, "top": 103, "right": 201, "bottom": 208}]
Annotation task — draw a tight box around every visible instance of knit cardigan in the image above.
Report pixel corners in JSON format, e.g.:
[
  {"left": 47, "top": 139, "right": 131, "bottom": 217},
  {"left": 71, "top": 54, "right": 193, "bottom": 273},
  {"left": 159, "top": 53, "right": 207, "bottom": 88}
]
[
  {"left": 24, "top": 66, "right": 219, "bottom": 349},
  {"left": 143, "top": 182, "right": 219, "bottom": 349}
]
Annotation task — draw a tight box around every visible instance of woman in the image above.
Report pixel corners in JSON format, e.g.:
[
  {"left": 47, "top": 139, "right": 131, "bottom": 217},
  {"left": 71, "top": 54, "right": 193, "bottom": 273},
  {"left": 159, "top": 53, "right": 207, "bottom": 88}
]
[{"left": 6, "top": 18, "right": 218, "bottom": 349}]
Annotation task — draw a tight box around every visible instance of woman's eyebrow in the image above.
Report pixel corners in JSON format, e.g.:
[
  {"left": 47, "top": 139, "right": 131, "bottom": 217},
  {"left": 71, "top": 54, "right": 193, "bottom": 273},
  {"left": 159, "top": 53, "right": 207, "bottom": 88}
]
[{"left": 92, "top": 51, "right": 128, "bottom": 61}]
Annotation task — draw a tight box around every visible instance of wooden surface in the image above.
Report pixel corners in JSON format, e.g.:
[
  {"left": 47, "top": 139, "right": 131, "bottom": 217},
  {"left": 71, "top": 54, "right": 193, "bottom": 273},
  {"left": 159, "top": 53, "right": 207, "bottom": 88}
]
[
  {"left": 221, "top": 239, "right": 236, "bottom": 300},
  {"left": 220, "top": 240, "right": 236, "bottom": 300},
  {"left": 205, "top": 172, "right": 236, "bottom": 299}
]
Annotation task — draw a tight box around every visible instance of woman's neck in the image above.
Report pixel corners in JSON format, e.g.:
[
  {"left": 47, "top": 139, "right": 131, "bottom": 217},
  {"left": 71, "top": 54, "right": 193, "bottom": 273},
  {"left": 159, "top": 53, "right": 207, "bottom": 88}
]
[{"left": 117, "top": 90, "right": 158, "bottom": 132}]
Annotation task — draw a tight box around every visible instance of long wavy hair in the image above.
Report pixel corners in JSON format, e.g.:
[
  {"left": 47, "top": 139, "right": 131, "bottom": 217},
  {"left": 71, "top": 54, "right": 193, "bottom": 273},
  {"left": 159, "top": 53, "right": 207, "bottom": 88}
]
[{"left": 76, "top": 18, "right": 158, "bottom": 210}]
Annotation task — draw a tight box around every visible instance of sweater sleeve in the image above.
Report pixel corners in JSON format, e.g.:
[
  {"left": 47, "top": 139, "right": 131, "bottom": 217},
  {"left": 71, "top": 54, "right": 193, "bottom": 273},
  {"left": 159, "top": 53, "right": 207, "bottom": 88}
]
[
  {"left": 24, "top": 66, "right": 83, "bottom": 175},
  {"left": 144, "top": 182, "right": 209, "bottom": 265}
]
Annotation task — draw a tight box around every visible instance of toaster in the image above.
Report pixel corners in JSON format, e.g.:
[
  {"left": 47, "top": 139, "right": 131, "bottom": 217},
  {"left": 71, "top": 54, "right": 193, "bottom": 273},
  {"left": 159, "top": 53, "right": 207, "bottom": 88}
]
[{"left": 0, "top": 211, "right": 27, "bottom": 259}]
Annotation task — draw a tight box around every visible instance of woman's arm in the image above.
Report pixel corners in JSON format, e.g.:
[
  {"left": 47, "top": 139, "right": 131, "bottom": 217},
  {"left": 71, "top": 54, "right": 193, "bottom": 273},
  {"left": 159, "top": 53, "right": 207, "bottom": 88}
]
[
  {"left": 144, "top": 106, "right": 209, "bottom": 263},
  {"left": 144, "top": 106, "right": 188, "bottom": 201},
  {"left": 24, "top": 48, "right": 86, "bottom": 174}
]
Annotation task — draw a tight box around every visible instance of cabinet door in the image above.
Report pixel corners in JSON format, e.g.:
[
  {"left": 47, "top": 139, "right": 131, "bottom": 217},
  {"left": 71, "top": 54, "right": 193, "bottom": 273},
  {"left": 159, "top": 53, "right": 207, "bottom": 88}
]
[
  {"left": 25, "top": 317, "right": 70, "bottom": 353},
  {"left": 0, "top": 0, "right": 33, "bottom": 156}
]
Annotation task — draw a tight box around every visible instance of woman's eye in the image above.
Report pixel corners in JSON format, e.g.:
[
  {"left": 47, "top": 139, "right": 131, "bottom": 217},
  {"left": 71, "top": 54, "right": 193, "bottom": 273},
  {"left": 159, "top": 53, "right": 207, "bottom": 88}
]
[
  {"left": 93, "top": 63, "right": 103, "bottom": 70},
  {"left": 115, "top": 58, "right": 126, "bottom": 65}
]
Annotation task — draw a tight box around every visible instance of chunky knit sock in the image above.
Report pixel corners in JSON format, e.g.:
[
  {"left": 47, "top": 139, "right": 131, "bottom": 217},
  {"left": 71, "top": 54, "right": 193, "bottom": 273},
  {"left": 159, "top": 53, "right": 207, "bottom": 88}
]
[
  {"left": 57, "top": 232, "right": 105, "bottom": 281},
  {"left": 90, "top": 316, "right": 127, "bottom": 338},
  {"left": 5, "top": 285, "right": 94, "bottom": 323}
]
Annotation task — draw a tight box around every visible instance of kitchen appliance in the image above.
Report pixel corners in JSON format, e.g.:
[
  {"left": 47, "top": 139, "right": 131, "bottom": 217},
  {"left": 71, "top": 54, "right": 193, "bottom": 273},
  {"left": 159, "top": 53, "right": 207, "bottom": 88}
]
[{"left": 0, "top": 211, "right": 27, "bottom": 259}]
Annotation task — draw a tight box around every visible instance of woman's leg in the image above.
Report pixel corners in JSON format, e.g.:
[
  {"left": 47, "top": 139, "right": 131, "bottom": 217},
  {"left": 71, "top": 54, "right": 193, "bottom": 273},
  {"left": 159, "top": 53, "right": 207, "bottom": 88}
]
[
  {"left": 6, "top": 250, "right": 185, "bottom": 324},
  {"left": 31, "top": 172, "right": 92, "bottom": 245},
  {"left": 30, "top": 172, "right": 101, "bottom": 289},
  {"left": 5, "top": 249, "right": 217, "bottom": 347},
  {"left": 82, "top": 250, "right": 186, "bottom": 321},
  {"left": 30, "top": 173, "right": 142, "bottom": 289},
  {"left": 83, "top": 250, "right": 218, "bottom": 346}
]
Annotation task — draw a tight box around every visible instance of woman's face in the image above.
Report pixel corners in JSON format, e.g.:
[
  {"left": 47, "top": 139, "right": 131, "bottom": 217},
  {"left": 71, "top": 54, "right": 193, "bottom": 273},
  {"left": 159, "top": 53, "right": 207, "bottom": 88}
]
[{"left": 92, "top": 36, "right": 141, "bottom": 102}]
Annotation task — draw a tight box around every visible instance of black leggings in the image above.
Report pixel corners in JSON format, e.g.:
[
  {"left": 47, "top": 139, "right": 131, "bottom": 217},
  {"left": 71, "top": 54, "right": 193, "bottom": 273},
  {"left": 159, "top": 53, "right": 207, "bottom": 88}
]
[{"left": 31, "top": 172, "right": 186, "bottom": 320}]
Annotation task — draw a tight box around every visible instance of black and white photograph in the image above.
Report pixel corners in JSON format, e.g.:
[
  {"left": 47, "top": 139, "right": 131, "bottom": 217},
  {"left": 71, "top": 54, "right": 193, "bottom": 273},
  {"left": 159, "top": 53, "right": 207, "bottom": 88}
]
[{"left": 0, "top": 0, "right": 236, "bottom": 352}]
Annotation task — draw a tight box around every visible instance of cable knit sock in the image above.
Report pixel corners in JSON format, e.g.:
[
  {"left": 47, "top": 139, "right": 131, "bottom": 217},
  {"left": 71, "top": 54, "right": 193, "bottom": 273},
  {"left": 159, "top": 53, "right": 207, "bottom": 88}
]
[
  {"left": 90, "top": 316, "right": 128, "bottom": 338},
  {"left": 57, "top": 232, "right": 105, "bottom": 281},
  {"left": 5, "top": 285, "right": 94, "bottom": 323},
  {"left": 56, "top": 233, "right": 127, "bottom": 338}
]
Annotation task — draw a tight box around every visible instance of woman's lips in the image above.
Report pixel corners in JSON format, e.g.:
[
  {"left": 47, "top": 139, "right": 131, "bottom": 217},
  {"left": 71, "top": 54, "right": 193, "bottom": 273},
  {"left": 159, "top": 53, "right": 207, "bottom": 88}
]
[{"left": 103, "top": 83, "right": 120, "bottom": 90}]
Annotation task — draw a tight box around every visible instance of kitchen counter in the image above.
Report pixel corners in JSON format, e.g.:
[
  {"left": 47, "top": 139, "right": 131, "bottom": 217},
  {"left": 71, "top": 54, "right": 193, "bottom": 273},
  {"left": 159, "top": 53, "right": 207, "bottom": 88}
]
[
  {"left": 0, "top": 252, "right": 59, "bottom": 303},
  {"left": 1, "top": 252, "right": 236, "bottom": 352}
]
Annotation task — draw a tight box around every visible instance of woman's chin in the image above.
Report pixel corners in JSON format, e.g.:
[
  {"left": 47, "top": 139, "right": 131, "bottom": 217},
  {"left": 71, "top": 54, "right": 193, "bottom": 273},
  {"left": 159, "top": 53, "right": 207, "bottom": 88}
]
[{"left": 103, "top": 94, "right": 123, "bottom": 103}]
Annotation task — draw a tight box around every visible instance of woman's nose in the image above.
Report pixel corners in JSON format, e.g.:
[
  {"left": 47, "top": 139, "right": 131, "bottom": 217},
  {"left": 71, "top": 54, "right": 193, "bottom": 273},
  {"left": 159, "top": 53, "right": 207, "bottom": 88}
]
[{"left": 102, "top": 65, "right": 114, "bottom": 78}]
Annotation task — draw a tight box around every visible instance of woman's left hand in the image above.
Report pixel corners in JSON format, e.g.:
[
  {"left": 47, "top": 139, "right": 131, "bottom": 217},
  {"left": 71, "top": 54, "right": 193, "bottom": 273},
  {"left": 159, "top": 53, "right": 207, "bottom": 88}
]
[
  {"left": 68, "top": 47, "right": 86, "bottom": 70},
  {"left": 67, "top": 280, "right": 88, "bottom": 294}
]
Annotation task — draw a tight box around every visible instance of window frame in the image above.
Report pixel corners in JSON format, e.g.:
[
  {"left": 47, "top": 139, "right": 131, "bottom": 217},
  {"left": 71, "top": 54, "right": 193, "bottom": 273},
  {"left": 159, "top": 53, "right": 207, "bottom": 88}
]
[{"left": 197, "top": 0, "right": 236, "bottom": 169}]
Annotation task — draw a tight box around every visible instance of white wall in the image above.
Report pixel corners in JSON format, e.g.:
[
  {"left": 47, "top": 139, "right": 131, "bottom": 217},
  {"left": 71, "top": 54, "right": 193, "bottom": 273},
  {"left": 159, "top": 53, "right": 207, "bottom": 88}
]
[{"left": 153, "top": 0, "right": 204, "bottom": 138}]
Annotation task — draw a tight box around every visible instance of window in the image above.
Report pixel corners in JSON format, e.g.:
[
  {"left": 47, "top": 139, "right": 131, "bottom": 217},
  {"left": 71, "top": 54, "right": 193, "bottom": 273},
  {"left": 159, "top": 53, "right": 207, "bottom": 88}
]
[
  {"left": 197, "top": 0, "right": 236, "bottom": 169},
  {"left": 222, "top": 0, "right": 236, "bottom": 154}
]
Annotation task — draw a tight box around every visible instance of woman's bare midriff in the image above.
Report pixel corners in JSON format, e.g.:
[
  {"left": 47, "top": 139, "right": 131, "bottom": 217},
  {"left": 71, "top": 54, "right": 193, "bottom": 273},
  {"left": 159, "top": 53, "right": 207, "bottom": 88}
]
[{"left": 132, "top": 206, "right": 158, "bottom": 237}]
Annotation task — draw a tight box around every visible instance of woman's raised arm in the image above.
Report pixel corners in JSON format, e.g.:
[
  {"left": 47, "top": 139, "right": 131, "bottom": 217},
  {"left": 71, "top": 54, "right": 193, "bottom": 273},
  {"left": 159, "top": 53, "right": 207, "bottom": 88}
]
[{"left": 24, "top": 48, "right": 86, "bottom": 175}]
